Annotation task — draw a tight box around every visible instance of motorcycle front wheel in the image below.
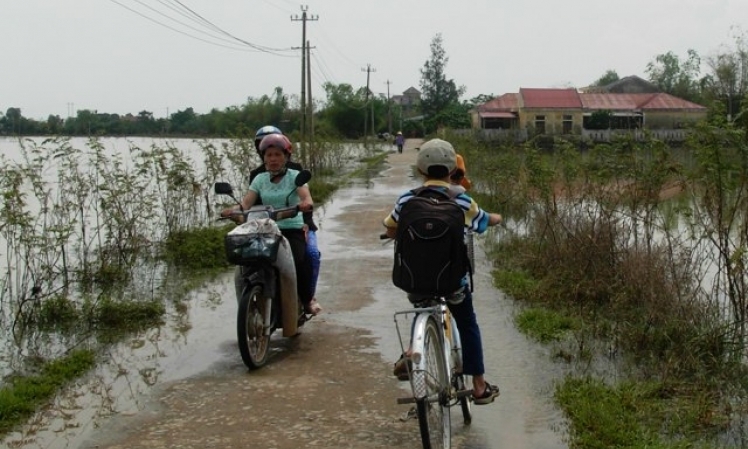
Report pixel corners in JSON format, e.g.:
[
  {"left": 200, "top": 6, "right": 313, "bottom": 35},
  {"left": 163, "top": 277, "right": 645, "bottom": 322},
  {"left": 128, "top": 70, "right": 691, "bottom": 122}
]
[{"left": 237, "top": 284, "right": 270, "bottom": 369}]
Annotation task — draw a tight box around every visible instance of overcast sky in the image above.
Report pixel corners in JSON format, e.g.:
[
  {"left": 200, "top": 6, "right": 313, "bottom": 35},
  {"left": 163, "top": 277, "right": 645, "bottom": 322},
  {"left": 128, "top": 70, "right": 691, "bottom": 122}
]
[{"left": 3, "top": 0, "right": 747, "bottom": 120}]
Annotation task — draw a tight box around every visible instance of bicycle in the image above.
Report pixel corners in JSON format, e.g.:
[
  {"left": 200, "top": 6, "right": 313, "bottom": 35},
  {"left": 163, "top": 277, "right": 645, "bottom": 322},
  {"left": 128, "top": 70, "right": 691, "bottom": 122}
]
[
  {"left": 382, "top": 234, "right": 473, "bottom": 449},
  {"left": 394, "top": 294, "right": 473, "bottom": 449}
]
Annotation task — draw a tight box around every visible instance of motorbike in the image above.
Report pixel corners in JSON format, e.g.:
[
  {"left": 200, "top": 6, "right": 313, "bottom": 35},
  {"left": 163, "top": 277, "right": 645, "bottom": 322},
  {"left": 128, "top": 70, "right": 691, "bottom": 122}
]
[{"left": 214, "top": 169, "right": 313, "bottom": 369}]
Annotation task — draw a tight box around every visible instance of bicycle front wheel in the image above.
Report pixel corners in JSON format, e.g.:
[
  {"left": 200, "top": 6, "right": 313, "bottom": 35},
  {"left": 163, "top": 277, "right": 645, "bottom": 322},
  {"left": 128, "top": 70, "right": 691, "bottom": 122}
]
[{"left": 414, "top": 317, "right": 451, "bottom": 449}]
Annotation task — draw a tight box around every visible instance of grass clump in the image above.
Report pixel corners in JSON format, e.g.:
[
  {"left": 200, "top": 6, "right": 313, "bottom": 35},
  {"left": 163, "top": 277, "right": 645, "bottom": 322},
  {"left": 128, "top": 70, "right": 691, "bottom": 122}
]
[
  {"left": 0, "top": 350, "right": 96, "bottom": 436},
  {"left": 492, "top": 268, "right": 540, "bottom": 302},
  {"left": 38, "top": 295, "right": 79, "bottom": 328},
  {"left": 515, "top": 308, "right": 577, "bottom": 343},
  {"left": 162, "top": 224, "right": 232, "bottom": 270},
  {"left": 92, "top": 298, "right": 165, "bottom": 329},
  {"left": 555, "top": 376, "right": 723, "bottom": 449}
]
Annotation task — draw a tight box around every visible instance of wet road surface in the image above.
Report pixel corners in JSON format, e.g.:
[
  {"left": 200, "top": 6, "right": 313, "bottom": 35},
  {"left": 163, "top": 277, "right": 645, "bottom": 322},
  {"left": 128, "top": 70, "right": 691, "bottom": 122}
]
[{"left": 3, "top": 139, "right": 568, "bottom": 449}]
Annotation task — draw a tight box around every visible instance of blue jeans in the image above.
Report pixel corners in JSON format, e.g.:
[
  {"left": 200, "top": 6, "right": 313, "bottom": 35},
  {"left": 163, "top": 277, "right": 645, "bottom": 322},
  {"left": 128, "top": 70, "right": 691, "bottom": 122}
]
[
  {"left": 447, "top": 288, "right": 484, "bottom": 376},
  {"left": 306, "top": 230, "right": 321, "bottom": 297}
]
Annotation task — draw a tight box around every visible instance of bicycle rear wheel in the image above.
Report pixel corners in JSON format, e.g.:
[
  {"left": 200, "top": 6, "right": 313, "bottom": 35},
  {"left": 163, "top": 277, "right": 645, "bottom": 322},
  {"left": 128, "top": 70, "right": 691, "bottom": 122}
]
[{"left": 414, "top": 317, "right": 451, "bottom": 449}]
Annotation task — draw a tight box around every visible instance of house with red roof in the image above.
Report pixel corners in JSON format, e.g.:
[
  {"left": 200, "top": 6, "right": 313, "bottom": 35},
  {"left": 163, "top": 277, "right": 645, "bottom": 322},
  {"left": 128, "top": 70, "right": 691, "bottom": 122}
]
[{"left": 471, "top": 77, "right": 707, "bottom": 141}]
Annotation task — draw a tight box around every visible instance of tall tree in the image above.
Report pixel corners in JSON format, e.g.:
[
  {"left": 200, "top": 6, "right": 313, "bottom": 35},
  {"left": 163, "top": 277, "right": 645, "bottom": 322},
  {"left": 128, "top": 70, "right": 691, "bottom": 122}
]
[
  {"left": 419, "top": 33, "right": 465, "bottom": 127},
  {"left": 317, "top": 82, "right": 367, "bottom": 138},
  {"left": 703, "top": 29, "right": 748, "bottom": 121},
  {"left": 645, "top": 49, "right": 703, "bottom": 102}
]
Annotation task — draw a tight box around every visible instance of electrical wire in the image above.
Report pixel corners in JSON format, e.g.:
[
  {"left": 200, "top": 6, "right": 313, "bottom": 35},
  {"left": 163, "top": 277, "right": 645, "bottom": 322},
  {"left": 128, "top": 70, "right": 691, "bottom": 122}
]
[
  {"left": 167, "top": 0, "right": 294, "bottom": 54},
  {"left": 107, "top": 0, "right": 295, "bottom": 56}
]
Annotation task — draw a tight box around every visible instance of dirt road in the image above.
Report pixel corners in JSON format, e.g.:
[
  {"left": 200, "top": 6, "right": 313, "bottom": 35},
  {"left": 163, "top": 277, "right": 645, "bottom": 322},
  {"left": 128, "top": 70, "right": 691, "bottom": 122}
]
[{"left": 75, "top": 139, "right": 567, "bottom": 449}]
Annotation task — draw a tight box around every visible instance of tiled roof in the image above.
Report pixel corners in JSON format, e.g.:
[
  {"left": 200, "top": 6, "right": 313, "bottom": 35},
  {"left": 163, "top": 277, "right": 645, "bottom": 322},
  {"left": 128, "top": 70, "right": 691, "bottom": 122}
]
[
  {"left": 580, "top": 93, "right": 642, "bottom": 110},
  {"left": 520, "top": 88, "right": 582, "bottom": 108},
  {"left": 635, "top": 93, "right": 706, "bottom": 110},
  {"left": 580, "top": 93, "right": 706, "bottom": 111},
  {"left": 478, "top": 93, "right": 520, "bottom": 111}
]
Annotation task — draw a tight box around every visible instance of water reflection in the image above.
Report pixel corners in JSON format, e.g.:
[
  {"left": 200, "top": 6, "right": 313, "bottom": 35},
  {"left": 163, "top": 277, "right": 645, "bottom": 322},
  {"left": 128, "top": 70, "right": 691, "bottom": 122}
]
[{"left": 2, "top": 271, "right": 239, "bottom": 449}]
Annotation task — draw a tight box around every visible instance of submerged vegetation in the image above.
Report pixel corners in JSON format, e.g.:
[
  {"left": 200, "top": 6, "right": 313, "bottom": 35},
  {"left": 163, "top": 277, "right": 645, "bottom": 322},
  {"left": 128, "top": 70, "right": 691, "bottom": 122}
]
[
  {"left": 0, "top": 350, "right": 95, "bottom": 435},
  {"left": 453, "top": 120, "right": 748, "bottom": 447},
  {"left": 0, "top": 135, "right": 387, "bottom": 437}
]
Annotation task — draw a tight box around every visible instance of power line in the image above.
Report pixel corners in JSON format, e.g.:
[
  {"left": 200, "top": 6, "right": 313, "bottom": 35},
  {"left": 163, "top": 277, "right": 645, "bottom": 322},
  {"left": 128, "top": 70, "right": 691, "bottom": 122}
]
[
  {"left": 168, "top": 0, "right": 294, "bottom": 54},
  {"left": 107, "top": 0, "right": 296, "bottom": 55}
]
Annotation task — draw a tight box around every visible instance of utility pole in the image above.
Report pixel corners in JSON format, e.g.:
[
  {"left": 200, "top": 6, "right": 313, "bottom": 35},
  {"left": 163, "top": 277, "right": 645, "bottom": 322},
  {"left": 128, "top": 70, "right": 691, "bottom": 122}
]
[
  {"left": 307, "top": 40, "right": 313, "bottom": 168},
  {"left": 385, "top": 80, "right": 392, "bottom": 135},
  {"left": 361, "top": 64, "right": 375, "bottom": 139},
  {"left": 291, "top": 6, "right": 318, "bottom": 165}
]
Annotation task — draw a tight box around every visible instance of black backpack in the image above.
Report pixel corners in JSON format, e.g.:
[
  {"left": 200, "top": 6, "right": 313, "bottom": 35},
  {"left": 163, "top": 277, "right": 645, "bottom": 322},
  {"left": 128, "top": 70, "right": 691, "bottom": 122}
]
[{"left": 392, "top": 187, "right": 472, "bottom": 296}]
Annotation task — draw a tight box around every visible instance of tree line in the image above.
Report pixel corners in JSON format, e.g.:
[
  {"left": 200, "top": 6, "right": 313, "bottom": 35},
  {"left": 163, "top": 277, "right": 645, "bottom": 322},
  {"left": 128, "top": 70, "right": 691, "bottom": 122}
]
[{"left": 3, "top": 30, "right": 748, "bottom": 138}]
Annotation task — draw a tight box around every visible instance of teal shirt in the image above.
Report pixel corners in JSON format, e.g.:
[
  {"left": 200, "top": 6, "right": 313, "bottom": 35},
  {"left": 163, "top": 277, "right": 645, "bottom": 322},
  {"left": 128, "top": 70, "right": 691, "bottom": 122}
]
[{"left": 248, "top": 168, "right": 305, "bottom": 230}]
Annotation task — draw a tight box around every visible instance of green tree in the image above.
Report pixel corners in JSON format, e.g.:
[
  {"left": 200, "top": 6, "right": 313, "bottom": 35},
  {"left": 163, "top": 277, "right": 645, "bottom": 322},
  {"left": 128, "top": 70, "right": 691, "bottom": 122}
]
[
  {"left": 419, "top": 33, "right": 466, "bottom": 131},
  {"left": 241, "top": 87, "right": 288, "bottom": 132},
  {"left": 467, "top": 94, "right": 497, "bottom": 107},
  {"left": 645, "top": 49, "right": 703, "bottom": 102},
  {"left": 317, "top": 82, "right": 367, "bottom": 138},
  {"left": 585, "top": 110, "right": 612, "bottom": 130},
  {"left": 703, "top": 29, "right": 748, "bottom": 122},
  {"left": 592, "top": 70, "right": 620, "bottom": 87},
  {"left": 2, "top": 107, "right": 23, "bottom": 135},
  {"left": 46, "top": 115, "right": 64, "bottom": 134},
  {"left": 170, "top": 107, "right": 199, "bottom": 135}
]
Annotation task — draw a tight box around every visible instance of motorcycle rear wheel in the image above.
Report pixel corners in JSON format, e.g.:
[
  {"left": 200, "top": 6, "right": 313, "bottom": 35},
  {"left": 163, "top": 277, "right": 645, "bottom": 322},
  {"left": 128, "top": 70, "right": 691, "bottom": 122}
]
[{"left": 237, "top": 284, "right": 270, "bottom": 369}]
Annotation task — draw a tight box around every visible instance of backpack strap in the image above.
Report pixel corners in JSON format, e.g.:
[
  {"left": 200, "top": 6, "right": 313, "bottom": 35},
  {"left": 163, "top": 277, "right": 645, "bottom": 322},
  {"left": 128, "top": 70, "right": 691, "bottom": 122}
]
[{"left": 410, "top": 185, "right": 457, "bottom": 200}]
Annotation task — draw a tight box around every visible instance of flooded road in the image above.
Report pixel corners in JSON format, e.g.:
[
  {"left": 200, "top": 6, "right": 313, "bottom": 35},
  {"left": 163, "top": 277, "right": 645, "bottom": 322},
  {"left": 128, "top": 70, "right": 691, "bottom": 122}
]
[{"left": 2, "top": 140, "right": 568, "bottom": 449}]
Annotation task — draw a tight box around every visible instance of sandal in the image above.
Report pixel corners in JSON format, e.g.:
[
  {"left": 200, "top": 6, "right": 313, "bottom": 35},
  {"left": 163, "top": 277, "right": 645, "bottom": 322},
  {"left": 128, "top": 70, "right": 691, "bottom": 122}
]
[
  {"left": 473, "top": 382, "right": 500, "bottom": 405},
  {"left": 393, "top": 353, "right": 412, "bottom": 381},
  {"left": 305, "top": 298, "right": 322, "bottom": 316}
]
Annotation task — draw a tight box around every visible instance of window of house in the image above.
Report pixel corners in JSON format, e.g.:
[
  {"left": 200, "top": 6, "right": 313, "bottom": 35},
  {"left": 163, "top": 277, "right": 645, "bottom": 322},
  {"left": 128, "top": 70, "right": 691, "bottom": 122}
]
[
  {"left": 562, "top": 115, "right": 573, "bottom": 134},
  {"left": 535, "top": 115, "right": 546, "bottom": 134}
]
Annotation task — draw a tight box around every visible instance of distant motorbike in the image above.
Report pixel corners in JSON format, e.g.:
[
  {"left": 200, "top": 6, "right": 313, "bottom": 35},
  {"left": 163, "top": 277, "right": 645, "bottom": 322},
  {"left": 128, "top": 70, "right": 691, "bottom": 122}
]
[{"left": 215, "top": 169, "right": 313, "bottom": 369}]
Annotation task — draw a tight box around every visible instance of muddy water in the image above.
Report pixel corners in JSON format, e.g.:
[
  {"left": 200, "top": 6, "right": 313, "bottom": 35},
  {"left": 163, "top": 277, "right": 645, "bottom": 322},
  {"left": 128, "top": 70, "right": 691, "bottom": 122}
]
[{"left": 2, "top": 140, "right": 568, "bottom": 449}]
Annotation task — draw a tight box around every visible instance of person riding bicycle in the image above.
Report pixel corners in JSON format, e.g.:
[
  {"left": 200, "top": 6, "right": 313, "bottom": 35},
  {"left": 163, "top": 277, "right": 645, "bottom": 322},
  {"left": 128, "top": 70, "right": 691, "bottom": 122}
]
[
  {"left": 248, "top": 125, "right": 323, "bottom": 311},
  {"left": 382, "top": 138, "right": 501, "bottom": 405},
  {"left": 222, "top": 133, "right": 322, "bottom": 316}
]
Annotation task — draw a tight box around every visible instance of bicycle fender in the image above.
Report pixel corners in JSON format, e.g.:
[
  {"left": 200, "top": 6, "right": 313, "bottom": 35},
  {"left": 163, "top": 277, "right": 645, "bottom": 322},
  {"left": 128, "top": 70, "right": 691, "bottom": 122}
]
[
  {"left": 410, "top": 313, "right": 453, "bottom": 368},
  {"left": 449, "top": 315, "right": 463, "bottom": 374}
]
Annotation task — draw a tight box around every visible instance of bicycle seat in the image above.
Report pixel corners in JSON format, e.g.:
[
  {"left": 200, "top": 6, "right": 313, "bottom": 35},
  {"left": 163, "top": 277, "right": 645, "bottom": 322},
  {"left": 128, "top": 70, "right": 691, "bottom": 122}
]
[{"left": 407, "top": 287, "right": 465, "bottom": 306}]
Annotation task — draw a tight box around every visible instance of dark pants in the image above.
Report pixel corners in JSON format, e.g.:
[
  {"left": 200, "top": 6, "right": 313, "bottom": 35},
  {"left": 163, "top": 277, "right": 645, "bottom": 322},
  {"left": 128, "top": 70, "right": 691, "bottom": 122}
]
[
  {"left": 281, "top": 228, "right": 313, "bottom": 306},
  {"left": 447, "top": 289, "right": 484, "bottom": 376}
]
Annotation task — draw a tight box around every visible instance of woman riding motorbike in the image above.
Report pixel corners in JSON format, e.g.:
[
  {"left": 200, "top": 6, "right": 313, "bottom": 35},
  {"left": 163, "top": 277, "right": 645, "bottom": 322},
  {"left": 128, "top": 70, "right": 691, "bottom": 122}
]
[
  {"left": 249, "top": 126, "right": 323, "bottom": 308},
  {"left": 221, "top": 134, "right": 322, "bottom": 316}
]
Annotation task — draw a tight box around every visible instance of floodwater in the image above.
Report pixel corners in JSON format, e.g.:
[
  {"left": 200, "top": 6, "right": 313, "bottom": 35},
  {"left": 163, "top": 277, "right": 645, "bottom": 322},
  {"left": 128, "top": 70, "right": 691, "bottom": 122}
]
[{"left": 1, "top": 142, "right": 568, "bottom": 449}]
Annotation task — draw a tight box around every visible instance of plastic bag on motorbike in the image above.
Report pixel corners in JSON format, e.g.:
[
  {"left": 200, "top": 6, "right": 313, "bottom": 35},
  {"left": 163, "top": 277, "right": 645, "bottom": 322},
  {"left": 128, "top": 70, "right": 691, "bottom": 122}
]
[{"left": 225, "top": 219, "right": 282, "bottom": 265}]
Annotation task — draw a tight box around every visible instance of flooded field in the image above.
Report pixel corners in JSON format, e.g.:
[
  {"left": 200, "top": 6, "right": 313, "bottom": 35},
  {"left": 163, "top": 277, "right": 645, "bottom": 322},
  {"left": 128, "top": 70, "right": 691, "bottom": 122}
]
[{"left": 1, "top": 139, "right": 568, "bottom": 449}]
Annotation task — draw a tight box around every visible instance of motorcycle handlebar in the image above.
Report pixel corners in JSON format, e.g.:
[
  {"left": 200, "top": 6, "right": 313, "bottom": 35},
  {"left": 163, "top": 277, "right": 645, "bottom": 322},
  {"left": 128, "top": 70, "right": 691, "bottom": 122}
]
[{"left": 219, "top": 204, "right": 308, "bottom": 222}]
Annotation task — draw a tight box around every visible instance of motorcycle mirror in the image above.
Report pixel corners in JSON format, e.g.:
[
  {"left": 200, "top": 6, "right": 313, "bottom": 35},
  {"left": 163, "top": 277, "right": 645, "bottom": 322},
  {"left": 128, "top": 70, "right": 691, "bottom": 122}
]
[
  {"left": 214, "top": 182, "right": 233, "bottom": 195},
  {"left": 295, "top": 169, "right": 312, "bottom": 186}
]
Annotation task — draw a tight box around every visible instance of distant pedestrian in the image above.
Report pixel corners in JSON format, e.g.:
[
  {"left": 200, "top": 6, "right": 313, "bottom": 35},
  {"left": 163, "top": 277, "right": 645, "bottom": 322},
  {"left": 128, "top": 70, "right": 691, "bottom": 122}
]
[{"left": 394, "top": 131, "right": 405, "bottom": 153}]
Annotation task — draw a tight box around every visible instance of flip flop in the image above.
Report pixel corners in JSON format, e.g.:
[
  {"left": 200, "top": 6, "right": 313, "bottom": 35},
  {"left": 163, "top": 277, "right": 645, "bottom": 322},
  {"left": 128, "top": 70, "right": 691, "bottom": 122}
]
[
  {"left": 473, "top": 382, "right": 500, "bottom": 405},
  {"left": 305, "top": 298, "right": 322, "bottom": 316}
]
